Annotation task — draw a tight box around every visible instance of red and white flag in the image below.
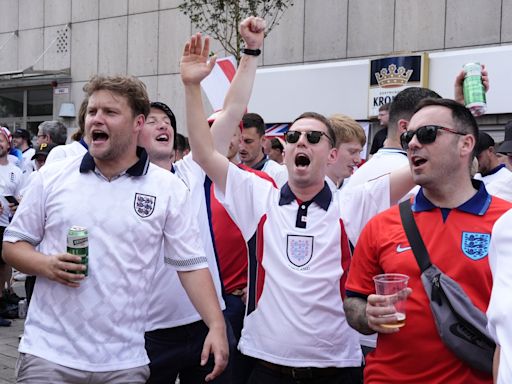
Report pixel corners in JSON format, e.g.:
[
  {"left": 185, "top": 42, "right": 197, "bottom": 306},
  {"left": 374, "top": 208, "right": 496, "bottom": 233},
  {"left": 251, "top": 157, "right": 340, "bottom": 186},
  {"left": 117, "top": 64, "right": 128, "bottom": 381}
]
[{"left": 201, "top": 56, "right": 237, "bottom": 111}]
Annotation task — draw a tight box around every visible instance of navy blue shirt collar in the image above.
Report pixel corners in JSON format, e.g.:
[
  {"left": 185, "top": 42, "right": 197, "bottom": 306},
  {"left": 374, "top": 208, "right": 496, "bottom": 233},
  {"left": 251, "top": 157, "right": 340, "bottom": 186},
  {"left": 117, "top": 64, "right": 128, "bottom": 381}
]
[
  {"left": 481, "top": 163, "right": 505, "bottom": 177},
  {"left": 279, "top": 182, "right": 332, "bottom": 211},
  {"left": 79, "top": 138, "right": 89, "bottom": 150},
  {"left": 412, "top": 179, "right": 491, "bottom": 216},
  {"left": 80, "top": 146, "right": 150, "bottom": 176}
]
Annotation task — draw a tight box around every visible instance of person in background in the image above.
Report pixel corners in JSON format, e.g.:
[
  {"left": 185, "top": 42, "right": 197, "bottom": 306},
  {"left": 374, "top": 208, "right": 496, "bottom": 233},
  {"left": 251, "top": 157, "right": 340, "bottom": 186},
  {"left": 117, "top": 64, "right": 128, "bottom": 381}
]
[
  {"left": 326, "top": 114, "right": 366, "bottom": 192},
  {"left": 474, "top": 132, "right": 511, "bottom": 184},
  {"left": 268, "top": 137, "right": 284, "bottom": 164},
  {"left": 36, "top": 120, "right": 67, "bottom": 146},
  {"left": 368, "top": 103, "right": 390, "bottom": 157},
  {"left": 12, "top": 128, "right": 35, "bottom": 173},
  {"left": 0, "top": 127, "right": 23, "bottom": 327},
  {"left": 31, "top": 143, "right": 57, "bottom": 171},
  {"left": 174, "top": 133, "right": 190, "bottom": 162},
  {"left": 46, "top": 98, "right": 89, "bottom": 164}
]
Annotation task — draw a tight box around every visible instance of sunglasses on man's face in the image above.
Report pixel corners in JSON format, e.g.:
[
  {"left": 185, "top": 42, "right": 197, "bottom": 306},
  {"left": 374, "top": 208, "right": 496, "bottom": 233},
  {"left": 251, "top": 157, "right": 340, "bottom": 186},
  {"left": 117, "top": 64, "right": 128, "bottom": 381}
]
[
  {"left": 285, "top": 130, "right": 334, "bottom": 146},
  {"left": 400, "top": 125, "right": 466, "bottom": 150}
]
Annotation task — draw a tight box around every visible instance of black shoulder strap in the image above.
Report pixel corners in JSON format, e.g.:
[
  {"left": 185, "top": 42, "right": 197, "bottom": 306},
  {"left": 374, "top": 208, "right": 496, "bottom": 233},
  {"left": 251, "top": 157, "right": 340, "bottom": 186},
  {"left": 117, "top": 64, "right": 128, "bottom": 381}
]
[{"left": 398, "top": 200, "right": 431, "bottom": 273}]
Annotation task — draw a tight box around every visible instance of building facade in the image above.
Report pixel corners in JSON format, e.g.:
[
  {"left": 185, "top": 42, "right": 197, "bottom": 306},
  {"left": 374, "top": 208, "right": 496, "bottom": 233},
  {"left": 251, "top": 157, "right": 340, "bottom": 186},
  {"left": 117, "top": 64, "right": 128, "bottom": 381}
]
[{"left": 0, "top": 0, "right": 511, "bottom": 141}]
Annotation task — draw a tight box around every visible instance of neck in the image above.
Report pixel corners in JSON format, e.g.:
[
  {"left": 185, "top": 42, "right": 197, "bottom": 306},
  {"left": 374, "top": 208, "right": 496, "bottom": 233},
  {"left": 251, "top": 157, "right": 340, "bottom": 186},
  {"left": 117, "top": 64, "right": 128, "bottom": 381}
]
[
  {"left": 326, "top": 171, "right": 340, "bottom": 188},
  {"left": 383, "top": 137, "right": 402, "bottom": 149},
  {"left": 0, "top": 156, "right": 8, "bottom": 166},
  {"left": 289, "top": 180, "right": 325, "bottom": 202},
  {"left": 151, "top": 157, "right": 173, "bottom": 170},
  {"left": 422, "top": 177, "right": 477, "bottom": 208},
  {"left": 94, "top": 153, "right": 139, "bottom": 180},
  {"left": 245, "top": 153, "right": 265, "bottom": 168}
]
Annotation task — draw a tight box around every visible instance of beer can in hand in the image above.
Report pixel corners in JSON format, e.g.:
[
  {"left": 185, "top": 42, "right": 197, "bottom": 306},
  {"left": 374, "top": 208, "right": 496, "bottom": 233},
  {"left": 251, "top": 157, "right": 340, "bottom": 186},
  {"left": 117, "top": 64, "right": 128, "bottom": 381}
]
[
  {"left": 67, "top": 226, "right": 89, "bottom": 276},
  {"left": 463, "top": 62, "right": 487, "bottom": 116}
]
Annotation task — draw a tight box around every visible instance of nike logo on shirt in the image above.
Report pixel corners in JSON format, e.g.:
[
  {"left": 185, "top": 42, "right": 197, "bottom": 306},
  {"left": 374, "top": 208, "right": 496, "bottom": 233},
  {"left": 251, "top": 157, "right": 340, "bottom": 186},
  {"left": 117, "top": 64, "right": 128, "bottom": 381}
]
[{"left": 396, "top": 244, "right": 411, "bottom": 253}]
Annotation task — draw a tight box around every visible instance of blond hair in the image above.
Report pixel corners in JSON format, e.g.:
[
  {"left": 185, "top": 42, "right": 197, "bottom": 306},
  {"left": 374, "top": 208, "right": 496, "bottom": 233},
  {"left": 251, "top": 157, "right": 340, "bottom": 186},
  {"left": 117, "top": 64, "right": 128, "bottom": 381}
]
[{"left": 328, "top": 113, "right": 366, "bottom": 148}]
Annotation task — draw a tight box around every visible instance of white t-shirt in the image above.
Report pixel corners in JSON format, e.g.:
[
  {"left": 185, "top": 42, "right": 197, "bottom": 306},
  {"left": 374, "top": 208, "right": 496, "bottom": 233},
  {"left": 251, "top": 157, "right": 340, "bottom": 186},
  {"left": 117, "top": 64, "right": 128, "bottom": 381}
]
[
  {"left": 474, "top": 165, "right": 512, "bottom": 185},
  {"left": 146, "top": 154, "right": 225, "bottom": 331},
  {"left": 45, "top": 140, "right": 88, "bottom": 165},
  {"left": 4, "top": 150, "right": 208, "bottom": 372},
  {"left": 262, "top": 158, "right": 288, "bottom": 188},
  {"left": 486, "top": 171, "right": 512, "bottom": 202},
  {"left": 0, "top": 161, "right": 23, "bottom": 227},
  {"left": 487, "top": 208, "right": 512, "bottom": 384},
  {"left": 347, "top": 148, "right": 408, "bottom": 187},
  {"left": 214, "top": 163, "right": 390, "bottom": 367}
]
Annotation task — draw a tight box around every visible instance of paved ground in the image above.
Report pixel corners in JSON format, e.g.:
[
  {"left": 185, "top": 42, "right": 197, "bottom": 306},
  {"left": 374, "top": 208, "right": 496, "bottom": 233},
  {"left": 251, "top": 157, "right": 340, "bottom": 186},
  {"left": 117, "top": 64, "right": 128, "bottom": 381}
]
[{"left": 0, "top": 318, "right": 23, "bottom": 384}]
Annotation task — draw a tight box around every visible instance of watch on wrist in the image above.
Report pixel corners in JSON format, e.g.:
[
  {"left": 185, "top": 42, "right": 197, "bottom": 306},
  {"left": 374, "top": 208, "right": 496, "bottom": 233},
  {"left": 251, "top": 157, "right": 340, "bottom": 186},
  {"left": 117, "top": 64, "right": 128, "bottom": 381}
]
[{"left": 242, "top": 48, "right": 261, "bottom": 56}]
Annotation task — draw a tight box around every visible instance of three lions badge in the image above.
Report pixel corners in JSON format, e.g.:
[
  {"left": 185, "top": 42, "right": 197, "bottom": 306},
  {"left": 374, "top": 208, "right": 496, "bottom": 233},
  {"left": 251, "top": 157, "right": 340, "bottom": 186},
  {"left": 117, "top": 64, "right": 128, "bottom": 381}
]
[{"left": 134, "top": 193, "right": 156, "bottom": 218}]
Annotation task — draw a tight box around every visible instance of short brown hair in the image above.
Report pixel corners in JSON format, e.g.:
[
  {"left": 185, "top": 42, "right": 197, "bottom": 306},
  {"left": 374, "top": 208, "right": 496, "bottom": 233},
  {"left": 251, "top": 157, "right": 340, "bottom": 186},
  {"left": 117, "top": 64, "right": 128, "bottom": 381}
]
[
  {"left": 83, "top": 75, "right": 150, "bottom": 118},
  {"left": 329, "top": 113, "right": 366, "bottom": 148}
]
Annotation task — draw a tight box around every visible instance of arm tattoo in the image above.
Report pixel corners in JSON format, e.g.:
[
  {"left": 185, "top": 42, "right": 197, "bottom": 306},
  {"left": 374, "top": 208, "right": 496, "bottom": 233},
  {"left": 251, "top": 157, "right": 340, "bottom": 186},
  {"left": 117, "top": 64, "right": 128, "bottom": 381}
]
[{"left": 344, "top": 297, "right": 375, "bottom": 335}]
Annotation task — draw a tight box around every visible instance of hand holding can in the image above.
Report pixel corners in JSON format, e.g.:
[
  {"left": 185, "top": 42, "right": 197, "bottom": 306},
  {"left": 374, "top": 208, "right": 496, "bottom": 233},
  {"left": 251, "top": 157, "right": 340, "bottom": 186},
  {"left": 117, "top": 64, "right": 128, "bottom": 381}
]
[{"left": 67, "top": 226, "right": 89, "bottom": 276}]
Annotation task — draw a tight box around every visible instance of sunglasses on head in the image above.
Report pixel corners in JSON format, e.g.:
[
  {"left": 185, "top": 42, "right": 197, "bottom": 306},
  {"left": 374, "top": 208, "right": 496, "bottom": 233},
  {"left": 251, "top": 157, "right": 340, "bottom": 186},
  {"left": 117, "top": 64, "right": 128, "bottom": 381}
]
[
  {"left": 285, "top": 130, "right": 334, "bottom": 146},
  {"left": 400, "top": 125, "right": 466, "bottom": 150}
]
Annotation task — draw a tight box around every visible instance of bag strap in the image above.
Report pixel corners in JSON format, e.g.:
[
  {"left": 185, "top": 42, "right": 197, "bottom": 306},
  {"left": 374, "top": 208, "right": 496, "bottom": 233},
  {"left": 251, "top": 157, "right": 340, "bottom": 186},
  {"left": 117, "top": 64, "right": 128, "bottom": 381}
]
[{"left": 398, "top": 200, "right": 431, "bottom": 273}]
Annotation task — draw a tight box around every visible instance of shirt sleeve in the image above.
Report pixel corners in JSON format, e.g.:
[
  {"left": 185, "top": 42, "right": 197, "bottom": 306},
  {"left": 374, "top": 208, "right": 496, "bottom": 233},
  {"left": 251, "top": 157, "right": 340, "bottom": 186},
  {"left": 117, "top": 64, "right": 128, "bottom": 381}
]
[
  {"left": 338, "top": 174, "right": 391, "bottom": 245},
  {"left": 161, "top": 177, "right": 208, "bottom": 271},
  {"left": 214, "top": 162, "right": 274, "bottom": 241},
  {"left": 345, "top": 215, "right": 384, "bottom": 297}
]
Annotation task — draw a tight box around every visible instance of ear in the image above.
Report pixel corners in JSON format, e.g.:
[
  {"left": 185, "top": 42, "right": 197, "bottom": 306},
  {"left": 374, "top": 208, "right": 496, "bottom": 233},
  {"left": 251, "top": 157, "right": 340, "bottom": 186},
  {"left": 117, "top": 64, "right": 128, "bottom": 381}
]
[
  {"left": 134, "top": 114, "right": 145, "bottom": 133},
  {"left": 327, "top": 146, "right": 338, "bottom": 166},
  {"left": 460, "top": 133, "right": 476, "bottom": 157},
  {"left": 397, "top": 119, "right": 408, "bottom": 134}
]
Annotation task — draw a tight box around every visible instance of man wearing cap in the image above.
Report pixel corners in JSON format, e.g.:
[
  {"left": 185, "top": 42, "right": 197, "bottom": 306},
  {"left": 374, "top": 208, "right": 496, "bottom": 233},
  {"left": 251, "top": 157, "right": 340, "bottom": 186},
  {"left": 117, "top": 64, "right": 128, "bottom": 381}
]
[
  {"left": 12, "top": 128, "right": 35, "bottom": 171},
  {"left": 32, "top": 143, "right": 57, "bottom": 171},
  {"left": 497, "top": 121, "right": 512, "bottom": 167},
  {"left": 474, "top": 132, "right": 511, "bottom": 185},
  {"left": 484, "top": 122, "right": 512, "bottom": 202},
  {"left": 0, "top": 127, "right": 23, "bottom": 327}
]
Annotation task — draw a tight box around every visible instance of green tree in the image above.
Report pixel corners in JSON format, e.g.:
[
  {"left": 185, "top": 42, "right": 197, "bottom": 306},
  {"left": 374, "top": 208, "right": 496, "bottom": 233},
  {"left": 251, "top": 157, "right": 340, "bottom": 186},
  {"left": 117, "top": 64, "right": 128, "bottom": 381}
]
[{"left": 179, "top": 0, "right": 294, "bottom": 62}]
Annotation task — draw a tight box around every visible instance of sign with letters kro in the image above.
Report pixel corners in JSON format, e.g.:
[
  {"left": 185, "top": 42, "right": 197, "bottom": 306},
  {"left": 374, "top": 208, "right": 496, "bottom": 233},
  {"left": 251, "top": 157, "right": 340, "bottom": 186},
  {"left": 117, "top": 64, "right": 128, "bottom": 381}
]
[{"left": 368, "top": 53, "right": 429, "bottom": 118}]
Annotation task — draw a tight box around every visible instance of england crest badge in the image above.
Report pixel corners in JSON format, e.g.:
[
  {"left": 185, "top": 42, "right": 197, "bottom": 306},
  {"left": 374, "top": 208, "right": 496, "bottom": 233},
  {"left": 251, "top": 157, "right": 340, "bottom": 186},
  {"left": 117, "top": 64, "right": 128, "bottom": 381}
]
[
  {"left": 134, "top": 193, "right": 156, "bottom": 218},
  {"left": 287, "top": 235, "right": 314, "bottom": 267},
  {"left": 461, "top": 232, "right": 490, "bottom": 260}
]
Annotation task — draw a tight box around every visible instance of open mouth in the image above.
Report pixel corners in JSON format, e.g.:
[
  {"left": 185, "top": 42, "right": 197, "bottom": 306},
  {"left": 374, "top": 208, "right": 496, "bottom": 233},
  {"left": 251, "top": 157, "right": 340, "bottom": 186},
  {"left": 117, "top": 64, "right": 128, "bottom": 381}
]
[
  {"left": 92, "top": 130, "right": 109, "bottom": 142},
  {"left": 295, "top": 153, "right": 311, "bottom": 167},
  {"left": 156, "top": 134, "right": 169, "bottom": 142},
  {"left": 411, "top": 156, "right": 427, "bottom": 167}
]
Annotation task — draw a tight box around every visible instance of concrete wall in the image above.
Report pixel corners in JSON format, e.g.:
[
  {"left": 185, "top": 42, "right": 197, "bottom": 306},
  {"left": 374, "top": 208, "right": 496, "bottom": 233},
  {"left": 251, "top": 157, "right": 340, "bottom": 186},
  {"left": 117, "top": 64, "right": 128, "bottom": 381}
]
[{"left": 0, "top": 0, "right": 511, "bottom": 132}]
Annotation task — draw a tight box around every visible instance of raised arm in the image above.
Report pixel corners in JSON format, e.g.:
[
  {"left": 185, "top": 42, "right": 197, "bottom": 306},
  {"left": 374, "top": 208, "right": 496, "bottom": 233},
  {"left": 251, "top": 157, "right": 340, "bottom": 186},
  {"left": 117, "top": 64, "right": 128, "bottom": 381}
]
[
  {"left": 210, "top": 16, "right": 265, "bottom": 156},
  {"left": 181, "top": 33, "right": 230, "bottom": 193}
]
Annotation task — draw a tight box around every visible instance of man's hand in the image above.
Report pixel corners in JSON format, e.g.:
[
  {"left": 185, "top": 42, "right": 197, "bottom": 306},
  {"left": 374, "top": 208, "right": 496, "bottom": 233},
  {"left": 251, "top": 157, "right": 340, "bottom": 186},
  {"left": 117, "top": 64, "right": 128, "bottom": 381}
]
[
  {"left": 239, "top": 16, "right": 266, "bottom": 49},
  {"left": 43, "top": 253, "right": 86, "bottom": 288},
  {"left": 454, "top": 64, "right": 489, "bottom": 105},
  {"left": 200, "top": 323, "right": 229, "bottom": 382},
  {"left": 181, "top": 33, "right": 217, "bottom": 86},
  {"left": 366, "top": 289, "right": 412, "bottom": 334}
]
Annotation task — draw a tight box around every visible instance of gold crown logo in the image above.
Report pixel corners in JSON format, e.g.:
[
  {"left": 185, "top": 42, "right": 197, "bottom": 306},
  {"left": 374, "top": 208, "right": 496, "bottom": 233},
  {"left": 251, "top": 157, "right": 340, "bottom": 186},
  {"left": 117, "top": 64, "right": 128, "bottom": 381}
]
[{"left": 375, "top": 64, "right": 413, "bottom": 88}]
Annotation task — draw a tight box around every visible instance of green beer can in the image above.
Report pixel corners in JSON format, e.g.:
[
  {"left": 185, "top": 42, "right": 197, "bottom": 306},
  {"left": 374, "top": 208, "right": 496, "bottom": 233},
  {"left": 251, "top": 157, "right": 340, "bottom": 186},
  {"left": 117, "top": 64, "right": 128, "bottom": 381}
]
[
  {"left": 463, "top": 62, "right": 487, "bottom": 117},
  {"left": 67, "top": 226, "right": 89, "bottom": 276}
]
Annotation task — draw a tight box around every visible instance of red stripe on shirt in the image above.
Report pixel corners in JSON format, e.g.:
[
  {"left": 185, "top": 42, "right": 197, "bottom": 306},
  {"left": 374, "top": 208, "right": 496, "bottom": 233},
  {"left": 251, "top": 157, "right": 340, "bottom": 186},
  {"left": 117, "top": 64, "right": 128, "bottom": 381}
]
[
  {"left": 255, "top": 214, "right": 267, "bottom": 304},
  {"left": 339, "top": 218, "right": 352, "bottom": 300}
]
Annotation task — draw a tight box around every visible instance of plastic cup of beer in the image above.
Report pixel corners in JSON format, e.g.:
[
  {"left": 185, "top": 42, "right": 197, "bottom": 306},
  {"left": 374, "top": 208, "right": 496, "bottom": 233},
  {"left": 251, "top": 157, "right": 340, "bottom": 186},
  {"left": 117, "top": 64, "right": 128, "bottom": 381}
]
[{"left": 373, "top": 273, "right": 409, "bottom": 328}]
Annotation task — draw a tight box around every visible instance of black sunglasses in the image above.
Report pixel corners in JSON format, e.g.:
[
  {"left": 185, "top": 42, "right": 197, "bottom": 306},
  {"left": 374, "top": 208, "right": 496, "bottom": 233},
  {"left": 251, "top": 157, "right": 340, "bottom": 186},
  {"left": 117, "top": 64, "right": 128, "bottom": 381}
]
[
  {"left": 400, "top": 125, "right": 466, "bottom": 150},
  {"left": 285, "top": 130, "right": 334, "bottom": 146}
]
